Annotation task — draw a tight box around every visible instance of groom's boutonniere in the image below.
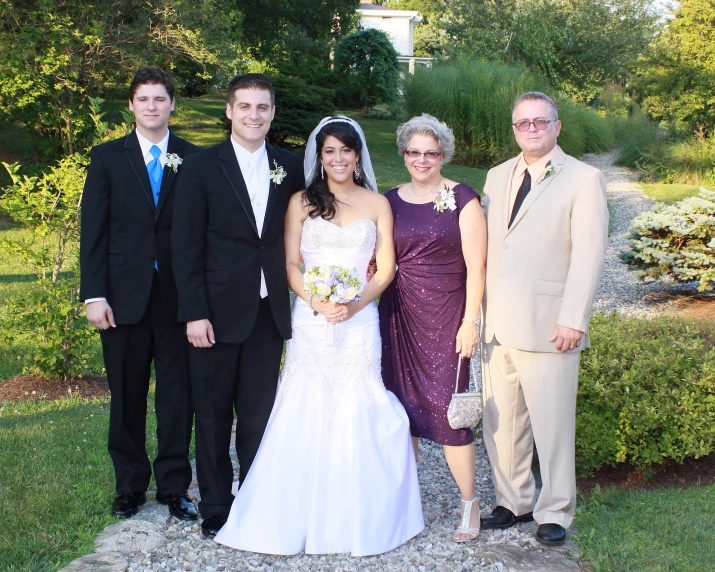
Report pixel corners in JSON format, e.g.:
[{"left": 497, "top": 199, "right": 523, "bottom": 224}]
[
  {"left": 269, "top": 160, "right": 287, "bottom": 185},
  {"left": 542, "top": 161, "right": 556, "bottom": 181},
  {"left": 166, "top": 153, "right": 183, "bottom": 173},
  {"left": 433, "top": 185, "right": 457, "bottom": 214}
]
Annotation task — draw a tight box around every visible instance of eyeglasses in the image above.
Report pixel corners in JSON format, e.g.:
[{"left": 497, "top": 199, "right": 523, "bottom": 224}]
[
  {"left": 405, "top": 149, "right": 442, "bottom": 159},
  {"left": 512, "top": 118, "right": 556, "bottom": 132}
]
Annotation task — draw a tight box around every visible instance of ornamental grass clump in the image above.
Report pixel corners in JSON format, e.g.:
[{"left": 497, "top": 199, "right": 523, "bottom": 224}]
[
  {"left": 620, "top": 187, "right": 715, "bottom": 291},
  {"left": 576, "top": 313, "right": 715, "bottom": 474}
]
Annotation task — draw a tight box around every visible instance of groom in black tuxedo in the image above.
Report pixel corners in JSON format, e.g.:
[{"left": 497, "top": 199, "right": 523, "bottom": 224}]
[
  {"left": 171, "top": 74, "right": 305, "bottom": 536},
  {"left": 80, "top": 68, "right": 200, "bottom": 520}
]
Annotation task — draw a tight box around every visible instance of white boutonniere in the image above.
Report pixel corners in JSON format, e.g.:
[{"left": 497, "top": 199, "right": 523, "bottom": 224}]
[
  {"left": 269, "top": 160, "right": 287, "bottom": 185},
  {"left": 165, "top": 153, "right": 183, "bottom": 173},
  {"left": 542, "top": 161, "right": 556, "bottom": 181},
  {"left": 433, "top": 185, "right": 457, "bottom": 214}
]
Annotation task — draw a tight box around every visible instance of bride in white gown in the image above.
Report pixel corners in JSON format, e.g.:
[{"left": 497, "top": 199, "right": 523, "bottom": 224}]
[{"left": 214, "top": 116, "right": 424, "bottom": 556}]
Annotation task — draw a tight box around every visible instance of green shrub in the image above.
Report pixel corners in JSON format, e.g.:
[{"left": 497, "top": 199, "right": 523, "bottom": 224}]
[
  {"left": 404, "top": 59, "right": 616, "bottom": 168},
  {"left": 620, "top": 187, "right": 715, "bottom": 292},
  {"left": 334, "top": 29, "right": 401, "bottom": 115},
  {"left": 577, "top": 313, "right": 715, "bottom": 474},
  {"left": 616, "top": 115, "right": 715, "bottom": 185}
]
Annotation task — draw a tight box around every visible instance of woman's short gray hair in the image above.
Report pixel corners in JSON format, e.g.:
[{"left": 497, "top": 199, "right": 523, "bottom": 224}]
[{"left": 396, "top": 113, "right": 455, "bottom": 165}]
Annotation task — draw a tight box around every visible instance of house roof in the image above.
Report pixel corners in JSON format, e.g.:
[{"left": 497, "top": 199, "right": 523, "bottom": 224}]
[{"left": 357, "top": 3, "right": 422, "bottom": 21}]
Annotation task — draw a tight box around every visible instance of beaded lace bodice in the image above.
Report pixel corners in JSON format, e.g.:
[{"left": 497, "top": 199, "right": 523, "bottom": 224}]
[{"left": 300, "top": 217, "right": 376, "bottom": 284}]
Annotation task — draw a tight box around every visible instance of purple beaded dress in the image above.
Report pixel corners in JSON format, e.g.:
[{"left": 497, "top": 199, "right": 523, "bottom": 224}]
[{"left": 379, "top": 183, "right": 480, "bottom": 446}]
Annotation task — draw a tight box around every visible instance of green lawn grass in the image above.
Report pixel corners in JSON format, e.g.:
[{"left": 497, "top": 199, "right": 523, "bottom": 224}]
[
  {"left": 0, "top": 397, "right": 158, "bottom": 571},
  {"left": 576, "top": 484, "right": 715, "bottom": 571},
  {"left": 639, "top": 183, "right": 705, "bottom": 204}
]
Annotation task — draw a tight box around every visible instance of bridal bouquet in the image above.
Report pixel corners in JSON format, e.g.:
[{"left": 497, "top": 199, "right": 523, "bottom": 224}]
[
  {"left": 303, "top": 265, "right": 363, "bottom": 346},
  {"left": 303, "top": 265, "right": 363, "bottom": 304}
]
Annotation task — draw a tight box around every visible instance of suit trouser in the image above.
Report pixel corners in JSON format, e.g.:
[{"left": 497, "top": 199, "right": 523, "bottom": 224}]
[
  {"left": 481, "top": 340, "right": 580, "bottom": 528},
  {"left": 188, "top": 297, "right": 284, "bottom": 518},
  {"left": 100, "top": 272, "right": 194, "bottom": 495}
]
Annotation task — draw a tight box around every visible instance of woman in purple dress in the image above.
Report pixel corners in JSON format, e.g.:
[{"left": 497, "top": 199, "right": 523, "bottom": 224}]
[{"left": 378, "top": 114, "right": 487, "bottom": 542}]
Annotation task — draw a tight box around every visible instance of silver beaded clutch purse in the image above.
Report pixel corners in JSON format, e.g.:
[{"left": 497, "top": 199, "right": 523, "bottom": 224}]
[{"left": 447, "top": 357, "right": 483, "bottom": 430}]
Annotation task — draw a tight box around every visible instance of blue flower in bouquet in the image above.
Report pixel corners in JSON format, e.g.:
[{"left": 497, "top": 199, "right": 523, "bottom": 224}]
[{"left": 303, "top": 265, "right": 363, "bottom": 304}]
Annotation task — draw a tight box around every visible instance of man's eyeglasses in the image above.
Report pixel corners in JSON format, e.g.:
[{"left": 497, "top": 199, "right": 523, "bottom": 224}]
[
  {"left": 512, "top": 118, "right": 556, "bottom": 132},
  {"left": 405, "top": 149, "right": 442, "bottom": 159}
]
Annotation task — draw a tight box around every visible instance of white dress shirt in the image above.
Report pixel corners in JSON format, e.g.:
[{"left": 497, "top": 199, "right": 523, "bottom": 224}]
[
  {"left": 136, "top": 129, "right": 170, "bottom": 168},
  {"left": 85, "top": 130, "right": 170, "bottom": 305},
  {"left": 230, "top": 136, "right": 270, "bottom": 298}
]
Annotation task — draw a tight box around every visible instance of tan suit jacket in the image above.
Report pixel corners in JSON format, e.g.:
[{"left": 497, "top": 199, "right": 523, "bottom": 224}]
[{"left": 481, "top": 147, "right": 608, "bottom": 353}]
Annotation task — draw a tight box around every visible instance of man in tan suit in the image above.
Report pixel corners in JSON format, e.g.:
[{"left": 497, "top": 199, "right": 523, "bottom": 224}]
[{"left": 479, "top": 92, "right": 608, "bottom": 545}]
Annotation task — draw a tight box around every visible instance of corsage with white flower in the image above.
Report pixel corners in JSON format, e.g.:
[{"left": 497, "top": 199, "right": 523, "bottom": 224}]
[
  {"left": 166, "top": 153, "right": 183, "bottom": 173},
  {"left": 269, "top": 160, "right": 287, "bottom": 185},
  {"left": 542, "top": 161, "right": 556, "bottom": 181},
  {"left": 433, "top": 185, "right": 457, "bottom": 214}
]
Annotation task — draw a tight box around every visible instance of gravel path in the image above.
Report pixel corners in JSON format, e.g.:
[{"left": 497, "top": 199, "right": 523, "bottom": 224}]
[
  {"left": 584, "top": 151, "right": 695, "bottom": 317},
  {"left": 63, "top": 151, "right": 676, "bottom": 572}
]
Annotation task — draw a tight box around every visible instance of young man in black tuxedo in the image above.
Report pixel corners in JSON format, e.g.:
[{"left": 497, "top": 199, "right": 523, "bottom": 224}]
[
  {"left": 80, "top": 68, "right": 201, "bottom": 520},
  {"left": 171, "top": 74, "right": 305, "bottom": 537}
]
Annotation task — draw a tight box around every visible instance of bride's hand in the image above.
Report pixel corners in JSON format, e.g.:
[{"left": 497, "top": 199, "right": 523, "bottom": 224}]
[
  {"left": 311, "top": 298, "right": 338, "bottom": 316},
  {"left": 325, "top": 302, "right": 359, "bottom": 324}
]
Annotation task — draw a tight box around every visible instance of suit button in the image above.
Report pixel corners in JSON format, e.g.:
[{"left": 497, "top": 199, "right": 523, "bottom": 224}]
[
  {"left": 503, "top": 244, "right": 508, "bottom": 249},
  {"left": 260, "top": 246, "right": 265, "bottom": 251}
]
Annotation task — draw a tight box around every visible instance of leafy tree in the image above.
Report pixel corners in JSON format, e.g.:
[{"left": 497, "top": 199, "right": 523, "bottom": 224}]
[
  {"left": 0, "top": 0, "right": 240, "bottom": 158},
  {"left": 334, "top": 29, "right": 401, "bottom": 114},
  {"left": 634, "top": 0, "right": 715, "bottom": 133},
  {"left": 379, "top": 0, "right": 446, "bottom": 57},
  {"left": 0, "top": 99, "right": 131, "bottom": 380},
  {"left": 238, "top": 0, "right": 360, "bottom": 83},
  {"left": 442, "top": 0, "right": 657, "bottom": 103}
]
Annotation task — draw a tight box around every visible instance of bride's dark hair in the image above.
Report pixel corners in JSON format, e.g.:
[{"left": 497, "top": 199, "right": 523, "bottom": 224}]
[{"left": 305, "top": 120, "right": 368, "bottom": 220}]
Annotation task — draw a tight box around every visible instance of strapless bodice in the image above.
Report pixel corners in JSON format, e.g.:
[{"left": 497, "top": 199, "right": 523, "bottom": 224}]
[{"left": 300, "top": 217, "right": 376, "bottom": 285}]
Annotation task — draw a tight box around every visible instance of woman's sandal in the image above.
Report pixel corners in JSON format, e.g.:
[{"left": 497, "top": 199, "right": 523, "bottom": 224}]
[{"left": 454, "top": 497, "right": 480, "bottom": 542}]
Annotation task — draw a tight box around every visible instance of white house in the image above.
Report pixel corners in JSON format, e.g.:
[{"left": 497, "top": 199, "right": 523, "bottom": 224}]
[{"left": 357, "top": 3, "right": 432, "bottom": 72}]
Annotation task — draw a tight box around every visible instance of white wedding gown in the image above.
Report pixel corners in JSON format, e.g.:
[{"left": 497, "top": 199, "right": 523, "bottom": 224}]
[{"left": 214, "top": 216, "right": 424, "bottom": 556}]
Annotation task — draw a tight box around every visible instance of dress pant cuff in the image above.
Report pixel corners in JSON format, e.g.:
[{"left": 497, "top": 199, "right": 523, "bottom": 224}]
[{"left": 534, "top": 510, "right": 573, "bottom": 529}]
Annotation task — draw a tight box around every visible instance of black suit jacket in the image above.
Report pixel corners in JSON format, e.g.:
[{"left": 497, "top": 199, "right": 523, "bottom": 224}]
[
  {"left": 80, "top": 130, "right": 202, "bottom": 324},
  {"left": 171, "top": 138, "right": 305, "bottom": 344}
]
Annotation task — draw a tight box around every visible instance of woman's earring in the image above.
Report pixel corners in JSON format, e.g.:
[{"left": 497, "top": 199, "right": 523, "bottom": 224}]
[
  {"left": 321, "top": 163, "right": 324, "bottom": 179},
  {"left": 354, "top": 163, "right": 361, "bottom": 178}
]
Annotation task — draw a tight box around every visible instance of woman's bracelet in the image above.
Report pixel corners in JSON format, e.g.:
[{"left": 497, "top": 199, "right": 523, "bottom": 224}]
[{"left": 462, "top": 317, "right": 478, "bottom": 326}]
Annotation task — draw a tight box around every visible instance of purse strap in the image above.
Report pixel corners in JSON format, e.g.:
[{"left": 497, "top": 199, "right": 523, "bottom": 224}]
[{"left": 454, "top": 357, "right": 463, "bottom": 394}]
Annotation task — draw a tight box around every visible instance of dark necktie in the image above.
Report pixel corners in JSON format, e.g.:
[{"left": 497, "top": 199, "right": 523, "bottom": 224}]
[{"left": 509, "top": 168, "right": 531, "bottom": 228}]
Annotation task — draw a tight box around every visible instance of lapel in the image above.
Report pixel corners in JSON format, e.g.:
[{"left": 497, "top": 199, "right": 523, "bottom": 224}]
[
  {"left": 261, "top": 144, "right": 281, "bottom": 239},
  {"left": 506, "top": 147, "right": 566, "bottom": 234},
  {"left": 218, "top": 138, "right": 259, "bottom": 236},
  {"left": 124, "top": 131, "right": 156, "bottom": 213},
  {"left": 155, "top": 132, "right": 185, "bottom": 218},
  {"left": 499, "top": 156, "right": 519, "bottom": 232}
]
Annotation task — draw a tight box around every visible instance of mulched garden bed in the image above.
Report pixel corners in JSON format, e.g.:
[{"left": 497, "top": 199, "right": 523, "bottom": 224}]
[
  {"left": 578, "top": 455, "right": 715, "bottom": 493},
  {"left": 0, "top": 374, "right": 109, "bottom": 401}
]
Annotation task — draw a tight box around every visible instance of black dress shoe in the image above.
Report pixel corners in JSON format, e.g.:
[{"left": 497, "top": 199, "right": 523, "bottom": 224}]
[
  {"left": 536, "top": 523, "right": 567, "bottom": 546},
  {"left": 112, "top": 491, "right": 146, "bottom": 518},
  {"left": 480, "top": 505, "right": 534, "bottom": 530},
  {"left": 156, "top": 493, "right": 198, "bottom": 521},
  {"left": 201, "top": 514, "right": 228, "bottom": 537}
]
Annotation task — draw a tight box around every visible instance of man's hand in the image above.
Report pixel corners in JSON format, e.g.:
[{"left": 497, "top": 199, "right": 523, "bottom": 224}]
[
  {"left": 549, "top": 324, "right": 583, "bottom": 352},
  {"left": 366, "top": 261, "right": 377, "bottom": 282},
  {"left": 86, "top": 301, "right": 116, "bottom": 330},
  {"left": 187, "top": 319, "right": 215, "bottom": 348}
]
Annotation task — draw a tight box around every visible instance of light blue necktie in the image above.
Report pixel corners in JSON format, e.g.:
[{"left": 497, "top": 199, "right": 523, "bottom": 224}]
[
  {"left": 148, "top": 145, "right": 163, "bottom": 207},
  {"left": 148, "top": 145, "right": 163, "bottom": 270}
]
